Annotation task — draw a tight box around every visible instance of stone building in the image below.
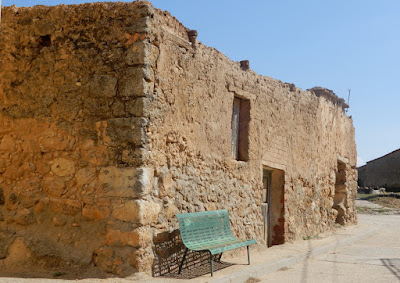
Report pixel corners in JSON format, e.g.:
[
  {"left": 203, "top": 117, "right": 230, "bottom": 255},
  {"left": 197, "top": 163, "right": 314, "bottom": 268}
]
[
  {"left": 0, "top": 1, "right": 357, "bottom": 277},
  {"left": 358, "top": 149, "right": 400, "bottom": 191}
]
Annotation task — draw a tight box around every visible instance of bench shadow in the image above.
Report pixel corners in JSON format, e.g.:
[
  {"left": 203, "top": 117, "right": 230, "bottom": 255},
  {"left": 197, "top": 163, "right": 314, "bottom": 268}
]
[
  {"left": 161, "top": 259, "right": 235, "bottom": 279},
  {"left": 152, "top": 230, "right": 236, "bottom": 279},
  {"left": 381, "top": 258, "right": 400, "bottom": 279}
]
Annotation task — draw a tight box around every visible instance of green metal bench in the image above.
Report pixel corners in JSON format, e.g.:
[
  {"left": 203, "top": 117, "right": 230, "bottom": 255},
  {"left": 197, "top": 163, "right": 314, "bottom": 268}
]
[{"left": 176, "top": 209, "right": 256, "bottom": 276}]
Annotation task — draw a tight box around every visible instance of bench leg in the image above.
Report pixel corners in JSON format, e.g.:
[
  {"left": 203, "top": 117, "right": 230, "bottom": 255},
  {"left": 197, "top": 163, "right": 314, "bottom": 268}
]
[
  {"left": 218, "top": 253, "right": 223, "bottom": 262},
  {"left": 210, "top": 252, "right": 214, "bottom": 277},
  {"left": 247, "top": 246, "right": 250, "bottom": 265},
  {"left": 178, "top": 248, "right": 188, "bottom": 274}
]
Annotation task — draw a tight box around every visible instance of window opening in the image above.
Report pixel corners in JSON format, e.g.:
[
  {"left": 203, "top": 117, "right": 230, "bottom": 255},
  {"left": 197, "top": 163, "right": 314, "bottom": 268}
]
[{"left": 231, "top": 97, "right": 250, "bottom": 161}]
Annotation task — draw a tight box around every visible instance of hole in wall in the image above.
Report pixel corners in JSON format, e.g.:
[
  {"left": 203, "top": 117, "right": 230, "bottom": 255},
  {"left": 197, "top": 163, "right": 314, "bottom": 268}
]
[
  {"left": 231, "top": 97, "right": 250, "bottom": 161},
  {"left": 0, "top": 187, "right": 5, "bottom": 205},
  {"left": 39, "top": 35, "right": 52, "bottom": 50}
]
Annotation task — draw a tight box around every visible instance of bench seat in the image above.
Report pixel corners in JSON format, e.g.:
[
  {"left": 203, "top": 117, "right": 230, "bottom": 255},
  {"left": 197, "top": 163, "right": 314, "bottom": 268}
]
[
  {"left": 176, "top": 209, "right": 256, "bottom": 276},
  {"left": 185, "top": 237, "right": 256, "bottom": 255}
]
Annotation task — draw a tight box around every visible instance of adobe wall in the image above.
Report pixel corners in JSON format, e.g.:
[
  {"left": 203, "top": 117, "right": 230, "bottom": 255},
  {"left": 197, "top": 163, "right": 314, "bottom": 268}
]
[
  {"left": 146, "top": 8, "right": 357, "bottom": 273},
  {"left": 0, "top": 2, "right": 157, "bottom": 276},
  {"left": 358, "top": 149, "right": 400, "bottom": 189}
]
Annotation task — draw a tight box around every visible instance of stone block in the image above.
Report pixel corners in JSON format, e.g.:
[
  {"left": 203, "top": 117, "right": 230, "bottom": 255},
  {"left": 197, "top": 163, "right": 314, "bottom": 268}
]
[
  {"left": 34, "top": 200, "right": 46, "bottom": 214},
  {"left": 14, "top": 208, "right": 35, "bottom": 225},
  {"left": 129, "top": 247, "right": 154, "bottom": 273},
  {"left": 125, "top": 42, "right": 145, "bottom": 65},
  {"left": 100, "top": 167, "right": 153, "bottom": 198},
  {"left": 33, "top": 19, "right": 55, "bottom": 36},
  {"left": 105, "top": 229, "right": 140, "bottom": 247},
  {"left": 83, "top": 97, "right": 112, "bottom": 118},
  {"left": 105, "top": 117, "right": 146, "bottom": 146},
  {"left": 134, "top": 168, "right": 154, "bottom": 198},
  {"left": 42, "top": 176, "right": 65, "bottom": 197},
  {"left": 50, "top": 158, "right": 75, "bottom": 177},
  {"left": 137, "top": 200, "right": 161, "bottom": 225},
  {"left": 3, "top": 238, "right": 32, "bottom": 264},
  {"left": 93, "top": 247, "right": 122, "bottom": 275},
  {"left": 165, "top": 201, "right": 178, "bottom": 220},
  {"left": 82, "top": 205, "right": 110, "bottom": 221},
  {"left": 2, "top": 164, "right": 22, "bottom": 180},
  {"left": 159, "top": 173, "right": 173, "bottom": 198},
  {"left": 21, "top": 139, "right": 41, "bottom": 153},
  {"left": 89, "top": 75, "right": 117, "bottom": 98},
  {"left": 335, "top": 184, "right": 347, "bottom": 193},
  {"left": 118, "top": 66, "right": 154, "bottom": 98},
  {"left": 0, "top": 230, "right": 16, "bottom": 258},
  {"left": 112, "top": 200, "right": 140, "bottom": 223},
  {"left": 49, "top": 197, "right": 81, "bottom": 216},
  {"left": 96, "top": 198, "right": 111, "bottom": 207},
  {"left": 52, "top": 215, "right": 68, "bottom": 226},
  {"left": 125, "top": 42, "right": 159, "bottom": 66},
  {"left": 125, "top": 97, "right": 146, "bottom": 117},
  {"left": 0, "top": 135, "right": 15, "bottom": 152},
  {"left": 111, "top": 99, "right": 126, "bottom": 117},
  {"left": 0, "top": 159, "right": 6, "bottom": 174},
  {"left": 38, "top": 130, "right": 75, "bottom": 152},
  {"left": 82, "top": 146, "right": 109, "bottom": 167},
  {"left": 111, "top": 199, "right": 160, "bottom": 225},
  {"left": 75, "top": 167, "right": 97, "bottom": 188}
]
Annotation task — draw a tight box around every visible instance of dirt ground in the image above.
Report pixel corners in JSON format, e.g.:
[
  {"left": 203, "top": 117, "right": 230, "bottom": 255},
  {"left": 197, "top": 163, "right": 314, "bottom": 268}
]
[
  {"left": 357, "top": 193, "right": 400, "bottom": 214},
  {"left": 258, "top": 214, "right": 400, "bottom": 283},
  {"left": 364, "top": 194, "right": 400, "bottom": 208},
  {"left": 1, "top": 197, "right": 396, "bottom": 282}
]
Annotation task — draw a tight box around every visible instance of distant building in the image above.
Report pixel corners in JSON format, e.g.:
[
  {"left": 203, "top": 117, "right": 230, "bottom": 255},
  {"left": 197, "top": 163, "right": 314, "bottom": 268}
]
[{"left": 358, "top": 149, "right": 400, "bottom": 191}]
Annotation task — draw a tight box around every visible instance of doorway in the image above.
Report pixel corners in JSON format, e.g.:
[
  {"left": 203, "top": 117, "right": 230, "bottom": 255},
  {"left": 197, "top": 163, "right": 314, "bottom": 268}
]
[
  {"left": 262, "top": 167, "right": 285, "bottom": 247},
  {"left": 262, "top": 169, "right": 271, "bottom": 245}
]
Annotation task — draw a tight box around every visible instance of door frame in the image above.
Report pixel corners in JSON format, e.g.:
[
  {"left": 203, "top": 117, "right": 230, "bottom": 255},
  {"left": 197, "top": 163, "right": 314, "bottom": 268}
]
[{"left": 262, "top": 168, "right": 272, "bottom": 246}]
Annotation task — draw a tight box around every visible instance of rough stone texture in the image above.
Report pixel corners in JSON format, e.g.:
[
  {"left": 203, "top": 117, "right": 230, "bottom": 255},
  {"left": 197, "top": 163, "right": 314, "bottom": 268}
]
[
  {"left": 0, "top": 1, "right": 158, "bottom": 276},
  {"left": 146, "top": 7, "right": 357, "bottom": 274},
  {"left": 0, "top": 1, "right": 357, "bottom": 277},
  {"left": 358, "top": 149, "right": 400, "bottom": 190}
]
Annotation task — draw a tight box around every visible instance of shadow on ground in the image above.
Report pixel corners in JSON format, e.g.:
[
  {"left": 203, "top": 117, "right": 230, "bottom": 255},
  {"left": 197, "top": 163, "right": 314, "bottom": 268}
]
[
  {"left": 160, "top": 260, "right": 235, "bottom": 279},
  {"left": 0, "top": 265, "right": 120, "bottom": 281},
  {"left": 153, "top": 229, "right": 236, "bottom": 279},
  {"left": 381, "top": 258, "right": 400, "bottom": 279},
  {"left": 153, "top": 243, "right": 236, "bottom": 279}
]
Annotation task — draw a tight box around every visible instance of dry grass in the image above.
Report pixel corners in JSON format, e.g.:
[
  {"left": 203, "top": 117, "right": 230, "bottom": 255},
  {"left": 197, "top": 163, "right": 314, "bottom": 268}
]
[{"left": 358, "top": 193, "right": 400, "bottom": 209}]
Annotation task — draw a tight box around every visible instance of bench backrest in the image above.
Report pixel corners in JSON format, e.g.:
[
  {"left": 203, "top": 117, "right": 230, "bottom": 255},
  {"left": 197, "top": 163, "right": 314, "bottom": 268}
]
[{"left": 176, "top": 210, "right": 234, "bottom": 248}]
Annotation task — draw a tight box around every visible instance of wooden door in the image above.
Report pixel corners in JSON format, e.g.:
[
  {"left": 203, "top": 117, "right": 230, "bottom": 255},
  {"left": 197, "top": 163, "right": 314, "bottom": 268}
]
[
  {"left": 262, "top": 169, "right": 272, "bottom": 245},
  {"left": 231, "top": 98, "right": 240, "bottom": 159}
]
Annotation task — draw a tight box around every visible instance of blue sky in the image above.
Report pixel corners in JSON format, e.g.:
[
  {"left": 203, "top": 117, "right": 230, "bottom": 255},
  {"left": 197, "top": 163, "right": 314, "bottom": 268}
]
[{"left": 3, "top": 0, "right": 400, "bottom": 166}]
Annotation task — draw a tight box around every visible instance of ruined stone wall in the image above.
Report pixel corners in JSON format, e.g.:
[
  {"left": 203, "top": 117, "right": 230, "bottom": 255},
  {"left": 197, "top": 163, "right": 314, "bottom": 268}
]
[
  {"left": 0, "top": 2, "right": 157, "bottom": 276},
  {"left": 358, "top": 149, "right": 400, "bottom": 189},
  {"left": 0, "top": 1, "right": 358, "bottom": 277},
  {"left": 145, "top": 8, "right": 357, "bottom": 272}
]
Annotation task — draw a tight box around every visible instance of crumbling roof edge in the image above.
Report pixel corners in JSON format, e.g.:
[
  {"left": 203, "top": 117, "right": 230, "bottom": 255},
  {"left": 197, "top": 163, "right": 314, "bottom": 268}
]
[
  {"left": 153, "top": 8, "right": 351, "bottom": 112},
  {"left": 307, "top": 87, "right": 349, "bottom": 110},
  {"left": 3, "top": 1, "right": 351, "bottom": 113}
]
